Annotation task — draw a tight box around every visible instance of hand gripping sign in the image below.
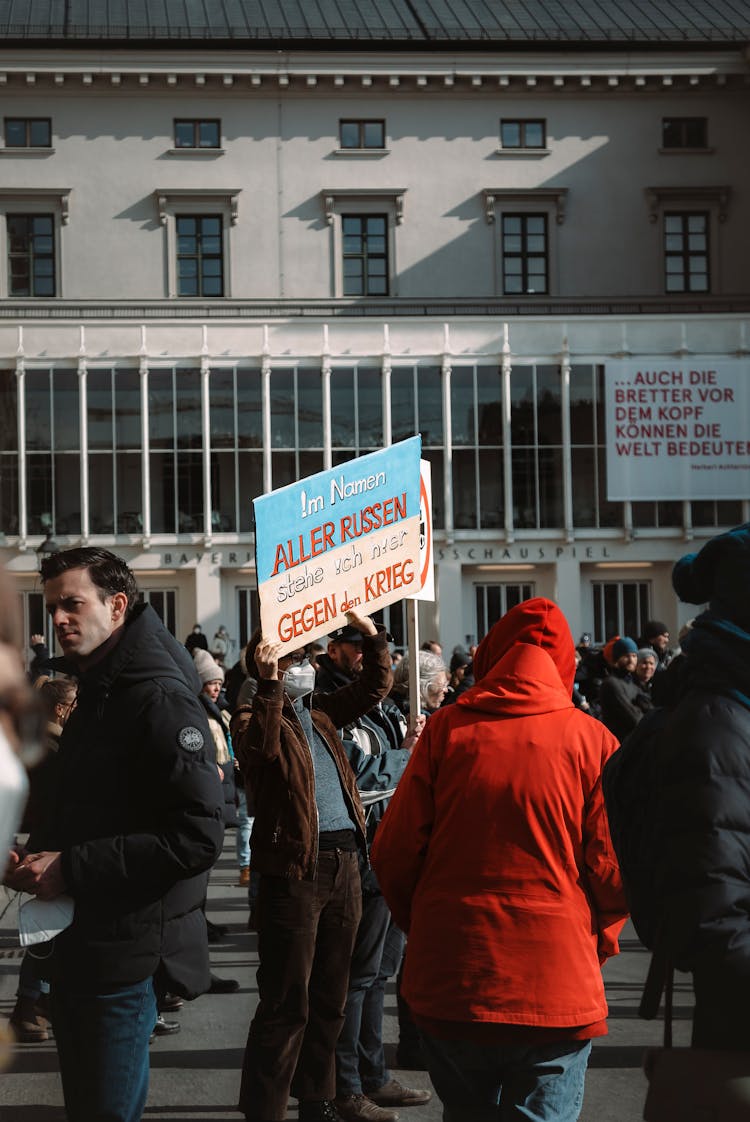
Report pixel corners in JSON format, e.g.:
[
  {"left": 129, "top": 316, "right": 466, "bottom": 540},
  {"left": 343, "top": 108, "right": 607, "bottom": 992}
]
[{"left": 253, "top": 436, "right": 422, "bottom": 654}]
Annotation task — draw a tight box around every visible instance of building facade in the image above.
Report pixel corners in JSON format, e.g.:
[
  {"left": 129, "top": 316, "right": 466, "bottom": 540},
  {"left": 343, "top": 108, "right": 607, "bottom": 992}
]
[{"left": 1, "top": 3, "right": 749, "bottom": 658}]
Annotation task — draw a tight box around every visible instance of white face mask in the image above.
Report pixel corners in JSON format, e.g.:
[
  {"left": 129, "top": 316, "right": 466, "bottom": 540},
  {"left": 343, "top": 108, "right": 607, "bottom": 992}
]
[{"left": 283, "top": 658, "right": 316, "bottom": 700}]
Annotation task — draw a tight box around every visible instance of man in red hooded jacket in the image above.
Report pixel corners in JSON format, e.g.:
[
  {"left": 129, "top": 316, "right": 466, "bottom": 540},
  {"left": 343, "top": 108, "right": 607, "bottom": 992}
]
[{"left": 371, "top": 597, "right": 627, "bottom": 1122}]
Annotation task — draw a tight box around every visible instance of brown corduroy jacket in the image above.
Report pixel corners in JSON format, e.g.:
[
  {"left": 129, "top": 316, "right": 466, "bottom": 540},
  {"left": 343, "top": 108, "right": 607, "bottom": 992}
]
[{"left": 234, "top": 630, "right": 392, "bottom": 879}]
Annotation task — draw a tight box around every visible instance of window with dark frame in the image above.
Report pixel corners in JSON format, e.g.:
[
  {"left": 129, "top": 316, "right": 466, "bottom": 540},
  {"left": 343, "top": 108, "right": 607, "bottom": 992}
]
[
  {"left": 662, "top": 117, "right": 708, "bottom": 149},
  {"left": 500, "top": 119, "right": 546, "bottom": 149},
  {"left": 501, "top": 214, "right": 548, "bottom": 295},
  {"left": 664, "top": 212, "right": 709, "bottom": 293},
  {"left": 7, "top": 214, "right": 55, "bottom": 296},
  {"left": 176, "top": 215, "right": 224, "bottom": 297},
  {"left": 339, "top": 120, "right": 385, "bottom": 149},
  {"left": 342, "top": 214, "right": 388, "bottom": 296},
  {"left": 5, "top": 118, "right": 52, "bottom": 147},
  {"left": 174, "top": 119, "right": 221, "bottom": 149}
]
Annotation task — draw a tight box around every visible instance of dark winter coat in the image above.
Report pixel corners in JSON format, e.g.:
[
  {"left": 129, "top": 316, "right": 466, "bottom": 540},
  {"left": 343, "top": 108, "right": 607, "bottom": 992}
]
[
  {"left": 599, "top": 668, "right": 652, "bottom": 742},
  {"left": 234, "top": 630, "right": 392, "bottom": 879},
  {"left": 33, "top": 603, "right": 225, "bottom": 996},
  {"left": 636, "top": 616, "right": 750, "bottom": 974}
]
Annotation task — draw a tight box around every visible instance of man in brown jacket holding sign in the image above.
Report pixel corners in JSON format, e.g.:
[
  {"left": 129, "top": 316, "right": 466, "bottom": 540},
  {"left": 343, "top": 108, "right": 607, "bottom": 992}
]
[{"left": 235, "top": 610, "right": 392, "bottom": 1122}]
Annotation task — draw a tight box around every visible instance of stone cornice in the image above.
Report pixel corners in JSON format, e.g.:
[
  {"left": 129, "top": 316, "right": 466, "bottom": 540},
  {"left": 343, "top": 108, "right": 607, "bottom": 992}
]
[{"left": 0, "top": 48, "right": 746, "bottom": 90}]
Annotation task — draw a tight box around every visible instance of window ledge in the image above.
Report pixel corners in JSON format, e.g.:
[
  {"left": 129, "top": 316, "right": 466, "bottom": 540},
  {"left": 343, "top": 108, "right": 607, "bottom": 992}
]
[
  {"left": 333, "top": 148, "right": 390, "bottom": 157},
  {"left": 321, "top": 187, "right": 407, "bottom": 225},
  {"left": 0, "top": 186, "right": 71, "bottom": 223},
  {"left": 154, "top": 188, "right": 242, "bottom": 225},
  {"left": 0, "top": 147, "right": 55, "bottom": 156},
  {"left": 645, "top": 184, "right": 730, "bottom": 222},
  {"left": 493, "top": 148, "right": 550, "bottom": 158},
  {"left": 166, "top": 147, "right": 225, "bottom": 156},
  {"left": 658, "top": 147, "right": 715, "bottom": 156},
  {"left": 482, "top": 187, "right": 568, "bottom": 225}
]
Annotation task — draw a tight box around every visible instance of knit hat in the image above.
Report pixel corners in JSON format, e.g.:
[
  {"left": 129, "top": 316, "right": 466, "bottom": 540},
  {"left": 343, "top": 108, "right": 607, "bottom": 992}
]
[
  {"left": 643, "top": 619, "right": 669, "bottom": 640},
  {"left": 612, "top": 637, "right": 638, "bottom": 661},
  {"left": 672, "top": 522, "right": 750, "bottom": 629},
  {"left": 449, "top": 647, "right": 471, "bottom": 673},
  {"left": 193, "top": 648, "right": 225, "bottom": 684},
  {"left": 637, "top": 648, "right": 657, "bottom": 663}
]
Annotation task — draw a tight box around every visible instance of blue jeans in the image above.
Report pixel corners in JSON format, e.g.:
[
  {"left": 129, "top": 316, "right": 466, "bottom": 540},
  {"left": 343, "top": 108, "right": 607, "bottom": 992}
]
[
  {"left": 236, "top": 789, "right": 252, "bottom": 868},
  {"left": 420, "top": 1034, "right": 592, "bottom": 1122},
  {"left": 52, "top": 976, "right": 157, "bottom": 1122}
]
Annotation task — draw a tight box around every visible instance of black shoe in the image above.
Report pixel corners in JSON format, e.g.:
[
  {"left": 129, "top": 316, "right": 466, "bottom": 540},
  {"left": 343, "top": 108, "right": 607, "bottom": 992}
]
[
  {"left": 208, "top": 973, "right": 240, "bottom": 994},
  {"left": 153, "top": 1015, "right": 181, "bottom": 1036},
  {"left": 158, "top": 992, "right": 184, "bottom": 1013},
  {"left": 298, "top": 1101, "right": 343, "bottom": 1122},
  {"left": 206, "top": 919, "right": 228, "bottom": 943}
]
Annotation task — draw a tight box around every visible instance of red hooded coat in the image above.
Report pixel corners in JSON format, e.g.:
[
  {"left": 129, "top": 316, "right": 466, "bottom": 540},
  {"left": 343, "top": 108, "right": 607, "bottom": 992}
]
[{"left": 371, "top": 598, "right": 627, "bottom": 1030}]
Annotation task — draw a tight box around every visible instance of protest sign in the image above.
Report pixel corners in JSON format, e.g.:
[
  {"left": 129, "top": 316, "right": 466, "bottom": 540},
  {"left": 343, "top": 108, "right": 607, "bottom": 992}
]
[
  {"left": 604, "top": 360, "right": 750, "bottom": 500},
  {"left": 414, "top": 459, "right": 435, "bottom": 603},
  {"left": 254, "top": 436, "right": 422, "bottom": 653}
]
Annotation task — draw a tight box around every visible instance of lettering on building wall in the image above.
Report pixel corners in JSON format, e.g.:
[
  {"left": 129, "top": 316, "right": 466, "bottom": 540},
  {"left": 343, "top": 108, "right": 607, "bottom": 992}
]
[{"left": 436, "top": 546, "right": 612, "bottom": 562}]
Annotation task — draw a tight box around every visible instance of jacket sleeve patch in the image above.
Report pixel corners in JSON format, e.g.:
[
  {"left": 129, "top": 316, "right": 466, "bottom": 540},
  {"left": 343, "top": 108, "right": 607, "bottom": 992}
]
[{"left": 178, "top": 726, "right": 205, "bottom": 753}]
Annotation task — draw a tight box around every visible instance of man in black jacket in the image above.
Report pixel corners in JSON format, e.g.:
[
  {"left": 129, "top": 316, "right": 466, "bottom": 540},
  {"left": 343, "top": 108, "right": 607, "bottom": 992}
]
[
  {"left": 6, "top": 548, "right": 224, "bottom": 1122},
  {"left": 599, "top": 636, "right": 652, "bottom": 742}
]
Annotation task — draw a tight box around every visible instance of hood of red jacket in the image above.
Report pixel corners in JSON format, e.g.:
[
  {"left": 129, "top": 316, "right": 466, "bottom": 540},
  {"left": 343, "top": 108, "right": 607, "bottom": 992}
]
[{"left": 457, "top": 597, "right": 576, "bottom": 717}]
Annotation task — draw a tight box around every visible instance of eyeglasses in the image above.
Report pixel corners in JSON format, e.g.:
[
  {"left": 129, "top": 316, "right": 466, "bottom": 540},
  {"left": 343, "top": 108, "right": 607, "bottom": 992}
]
[{"left": 280, "top": 651, "right": 306, "bottom": 666}]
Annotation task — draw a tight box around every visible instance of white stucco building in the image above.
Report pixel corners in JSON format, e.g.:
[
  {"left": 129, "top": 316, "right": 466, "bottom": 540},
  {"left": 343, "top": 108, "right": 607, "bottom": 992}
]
[{"left": 1, "top": 1, "right": 749, "bottom": 658}]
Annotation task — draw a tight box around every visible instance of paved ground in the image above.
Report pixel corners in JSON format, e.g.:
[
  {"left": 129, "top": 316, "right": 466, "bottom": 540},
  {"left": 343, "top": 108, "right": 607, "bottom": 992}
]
[{"left": 0, "top": 843, "right": 693, "bottom": 1121}]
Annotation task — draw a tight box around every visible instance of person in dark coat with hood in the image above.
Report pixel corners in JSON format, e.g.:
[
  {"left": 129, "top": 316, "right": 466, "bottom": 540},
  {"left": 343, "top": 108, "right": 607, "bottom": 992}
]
[
  {"left": 6, "top": 548, "right": 224, "bottom": 1122},
  {"left": 608, "top": 523, "right": 750, "bottom": 1050}
]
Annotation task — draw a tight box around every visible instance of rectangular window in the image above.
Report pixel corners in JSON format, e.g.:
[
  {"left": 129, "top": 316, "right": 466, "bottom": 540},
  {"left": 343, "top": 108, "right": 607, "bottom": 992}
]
[
  {"left": 339, "top": 120, "right": 385, "bottom": 149},
  {"left": 476, "top": 584, "right": 535, "bottom": 638},
  {"left": 176, "top": 215, "right": 224, "bottom": 297},
  {"left": 237, "top": 587, "right": 260, "bottom": 648},
  {"left": 139, "top": 589, "right": 177, "bottom": 635},
  {"left": 7, "top": 214, "right": 55, "bottom": 296},
  {"left": 662, "top": 117, "right": 708, "bottom": 149},
  {"left": 502, "top": 214, "right": 547, "bottom": 295},
  {"left": 174, "top": 119, "right": 221, "bottom": 148},
  {"left": 342, "top": 215, "right": 388, "bottom": 296},
  {"left": 500, "top": 119, "right": 546, "bottom": 149},
  {"left": 450, "top": 365, "right": 504, "bottom": 531},
  {"left": 5, "top": 118, "right": 51, "bottom": 147},
  {"left": 592, "top": 582, "right": 650, "bottom": 646},
  {"left": 664, "top": 212, "right": 709, "bottom": 293},
  {"left": 570, "top": 364, "right": 620, "bottom": 529}
]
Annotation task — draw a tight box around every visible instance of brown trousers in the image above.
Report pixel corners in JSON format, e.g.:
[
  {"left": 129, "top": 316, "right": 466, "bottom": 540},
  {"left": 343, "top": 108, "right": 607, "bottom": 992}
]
[{"left": 239, "top": 848, "right": 362, "bottom": 1121}]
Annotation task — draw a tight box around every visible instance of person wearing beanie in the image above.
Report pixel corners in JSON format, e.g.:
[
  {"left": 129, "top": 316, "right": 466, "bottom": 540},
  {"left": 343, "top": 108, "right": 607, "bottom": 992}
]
[
  {"left": 598, "top": 636, "right": 652, "bottom": 743},
  {"left": 637, "top": 619, "right": 675, "bottom": 671},
  {"left": 605, "top": 522, "right": 750, "bottom": 1052}
]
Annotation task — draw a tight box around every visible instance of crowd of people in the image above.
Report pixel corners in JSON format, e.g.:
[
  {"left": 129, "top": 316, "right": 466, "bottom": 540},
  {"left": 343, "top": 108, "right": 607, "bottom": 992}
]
[{"left": 1, "top": 523, "right": 749, "bottom": 1121}]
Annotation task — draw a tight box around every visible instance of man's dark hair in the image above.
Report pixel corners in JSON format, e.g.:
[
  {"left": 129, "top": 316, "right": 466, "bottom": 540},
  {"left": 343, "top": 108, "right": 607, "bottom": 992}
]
[{"left": 39, "top": 548, "right": 139, "bottom": 616}]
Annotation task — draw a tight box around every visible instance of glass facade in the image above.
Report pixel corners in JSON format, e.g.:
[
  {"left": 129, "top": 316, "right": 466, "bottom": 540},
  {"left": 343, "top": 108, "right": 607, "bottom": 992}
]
[{"left": 0, "top": 357, "right": 743, "bottom": 542}]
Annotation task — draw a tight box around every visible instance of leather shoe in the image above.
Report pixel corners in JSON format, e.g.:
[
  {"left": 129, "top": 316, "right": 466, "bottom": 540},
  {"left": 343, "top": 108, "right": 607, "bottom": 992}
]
[
  {"left": 206, "top": 919, "right": 228, "bottom": 943},
  {"left": 208, "top": 973, "right": 239, "bottom": 994},
  {"left": 298, "top": 1101, "right": 344, "bottom": 1122},
  {"left": 368, "top": 1080, "right": 431, "bottom": 1107},
  {"left": 158, "top": 993, "right": 184, "bottom": 1013},
  {"left": 152, "top": 1015, "right": 180, "bottom": 1036},
  {"left": 335, "top": 1093, "right": 398, "bottom": 1121}
]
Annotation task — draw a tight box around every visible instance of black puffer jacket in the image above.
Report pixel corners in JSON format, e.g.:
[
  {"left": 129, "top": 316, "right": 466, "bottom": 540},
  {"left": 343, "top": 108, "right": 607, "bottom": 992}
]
[
  {"left": 34, "top": 604, "right": 225, "bottom": 996},
  {"left": 651, "top": 616, "right": 750, "bottom": 975}
]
